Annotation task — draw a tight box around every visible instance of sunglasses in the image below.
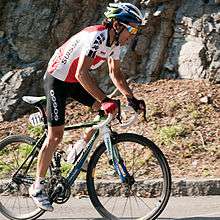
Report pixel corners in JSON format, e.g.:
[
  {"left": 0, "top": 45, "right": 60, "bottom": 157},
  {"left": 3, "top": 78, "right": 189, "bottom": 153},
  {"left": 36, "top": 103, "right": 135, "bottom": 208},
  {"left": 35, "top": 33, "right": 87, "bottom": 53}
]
[{"left": 120, "top": 22, "right": 139, "bottom": 35}]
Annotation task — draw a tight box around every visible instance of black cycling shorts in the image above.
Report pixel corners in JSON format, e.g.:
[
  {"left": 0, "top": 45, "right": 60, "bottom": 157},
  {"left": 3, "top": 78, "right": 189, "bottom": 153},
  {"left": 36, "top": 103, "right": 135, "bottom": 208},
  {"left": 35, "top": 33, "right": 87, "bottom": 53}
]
[{"left": 44, "top": 73, "right": 96, "bottom": 126}]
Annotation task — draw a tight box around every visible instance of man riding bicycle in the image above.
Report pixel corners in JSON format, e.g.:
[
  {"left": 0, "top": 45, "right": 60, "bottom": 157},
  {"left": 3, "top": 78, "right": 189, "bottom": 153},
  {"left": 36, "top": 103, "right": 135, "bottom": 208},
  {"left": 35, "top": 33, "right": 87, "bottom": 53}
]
[{"left": 29, "top": 2, "right": 146, "bottom": 211}]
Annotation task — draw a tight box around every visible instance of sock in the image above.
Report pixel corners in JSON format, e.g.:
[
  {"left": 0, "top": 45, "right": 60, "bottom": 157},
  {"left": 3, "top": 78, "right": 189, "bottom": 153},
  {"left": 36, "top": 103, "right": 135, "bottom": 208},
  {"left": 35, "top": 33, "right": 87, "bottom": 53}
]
[{"left": 34, "top": 177, "right": 45, "bottom": 190}]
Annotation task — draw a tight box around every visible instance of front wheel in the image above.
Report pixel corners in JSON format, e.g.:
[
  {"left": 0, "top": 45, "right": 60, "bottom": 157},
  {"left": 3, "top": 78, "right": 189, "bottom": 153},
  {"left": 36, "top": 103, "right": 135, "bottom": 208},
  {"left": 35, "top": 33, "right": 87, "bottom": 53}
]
[{"left": 87, "top": 133, "right": 171, "bottom": 220}]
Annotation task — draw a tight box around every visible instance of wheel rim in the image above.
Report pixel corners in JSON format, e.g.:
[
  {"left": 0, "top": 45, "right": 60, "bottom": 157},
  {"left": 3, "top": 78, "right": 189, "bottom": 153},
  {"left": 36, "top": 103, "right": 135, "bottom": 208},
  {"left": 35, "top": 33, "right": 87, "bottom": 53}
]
[
  {"left": 0, "top": 137, "right": 44, "bottom": 219},
  {"left": 89, "top": 136, "right": 171, "bottom": 220}
]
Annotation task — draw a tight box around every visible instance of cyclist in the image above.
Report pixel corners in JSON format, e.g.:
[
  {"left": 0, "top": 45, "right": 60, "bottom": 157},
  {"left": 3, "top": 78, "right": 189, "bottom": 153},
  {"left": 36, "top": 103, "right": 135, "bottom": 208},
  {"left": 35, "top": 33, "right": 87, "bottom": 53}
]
[{"left": 29, "top": 2, "right": 146, "bottom": 211}]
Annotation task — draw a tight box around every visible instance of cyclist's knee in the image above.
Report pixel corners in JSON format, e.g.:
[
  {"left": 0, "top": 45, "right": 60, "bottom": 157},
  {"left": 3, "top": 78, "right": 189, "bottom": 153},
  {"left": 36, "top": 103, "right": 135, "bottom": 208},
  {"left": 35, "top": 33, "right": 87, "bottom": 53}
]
[
  {"left": 46, "top": 126, "right": 64, "bottom": 147},
  {"left": 47, "top": 135, "right": 63, "bottom": 147}
]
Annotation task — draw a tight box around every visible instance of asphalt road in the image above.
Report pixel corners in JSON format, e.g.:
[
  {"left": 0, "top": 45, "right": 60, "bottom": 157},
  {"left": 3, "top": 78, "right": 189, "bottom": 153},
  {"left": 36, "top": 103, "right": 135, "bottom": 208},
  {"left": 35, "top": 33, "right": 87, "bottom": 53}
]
[
  {"left": 0, "top": 196, "right": 219, "bottom": 220},
  {"left": 39, "top": 196, "right": 220, "bottom": 220}
]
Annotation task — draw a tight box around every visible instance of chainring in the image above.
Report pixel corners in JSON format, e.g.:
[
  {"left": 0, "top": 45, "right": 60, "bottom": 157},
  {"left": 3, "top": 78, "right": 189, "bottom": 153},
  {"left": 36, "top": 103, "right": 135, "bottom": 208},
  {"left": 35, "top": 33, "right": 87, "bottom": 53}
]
[{"left": 47, "top": 175, "right": 71, "bottom": 204}]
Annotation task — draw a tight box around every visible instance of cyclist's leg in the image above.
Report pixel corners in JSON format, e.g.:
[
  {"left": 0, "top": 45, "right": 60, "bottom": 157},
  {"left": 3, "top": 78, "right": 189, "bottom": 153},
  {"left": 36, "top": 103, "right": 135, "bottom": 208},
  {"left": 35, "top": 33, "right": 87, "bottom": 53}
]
[
  {"left": 69, "top": 82, "right": 99, "bottom": 110},
  {"left": 39, "top": 73, "right": 67, "bottom": 176},
  {"left": 68, "top": 83, "right": 99, "bottom": 170},
  {"left": 29, "top": 125, "right": 64, "bottom": 211},
  {"left": 36, "top": 125, "right": 64, "bottom": 177},
  {"left": 30, "top": 73, "right": 67, "bottom": 211}
]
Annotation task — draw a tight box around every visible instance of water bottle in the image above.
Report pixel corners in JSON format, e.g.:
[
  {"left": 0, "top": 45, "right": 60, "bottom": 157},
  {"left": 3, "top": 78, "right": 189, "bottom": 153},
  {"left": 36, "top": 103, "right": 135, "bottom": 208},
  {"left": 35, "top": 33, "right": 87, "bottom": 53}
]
[{"left": 67, "top": 139, "right": 86, "bottom": 164}]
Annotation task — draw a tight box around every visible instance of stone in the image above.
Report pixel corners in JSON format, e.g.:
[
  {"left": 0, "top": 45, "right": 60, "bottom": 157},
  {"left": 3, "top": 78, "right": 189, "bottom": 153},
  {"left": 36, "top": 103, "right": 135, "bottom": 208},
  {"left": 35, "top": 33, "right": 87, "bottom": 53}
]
[
  {"left": 70, "top": 178, "right": 220, "bottom": 197},
  {"left": 0, "top": 112, "right": 3, "bottom": 122},
  {"left": 0, "top": 62, "right": 45, "bottom": 121},
  {"left": 200, "top": 95, "right": 211, "bottom": 104},
  {"left": 178, "top": 40, "right": 205, "bottom": 79},
  {"left": 165, "top": 0, "right": 220, "bottom": 80},
  {"left": 0, "top": 31, "right": 4, "bottom": 38},
  {"left": 135, "top": 35, "right": 150, "bottom": 55},
  {"left": 1, "top": 71, "right": 15, "bottom": 83}
]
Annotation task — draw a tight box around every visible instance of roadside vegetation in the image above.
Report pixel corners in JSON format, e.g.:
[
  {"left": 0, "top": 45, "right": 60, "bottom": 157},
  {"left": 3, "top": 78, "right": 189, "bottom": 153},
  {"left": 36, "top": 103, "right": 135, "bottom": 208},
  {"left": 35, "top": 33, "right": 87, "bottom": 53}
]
[{"left": 0, "top": 79, "right": 219, "bottom": 178}]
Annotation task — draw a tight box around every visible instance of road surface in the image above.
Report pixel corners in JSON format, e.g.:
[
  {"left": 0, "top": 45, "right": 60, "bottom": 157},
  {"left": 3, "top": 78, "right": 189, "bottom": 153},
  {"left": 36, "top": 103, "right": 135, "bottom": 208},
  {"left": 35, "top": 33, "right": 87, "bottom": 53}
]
[
  {"left": 40, "top": 196, "right": 220, "bottom": 220},
  {"left": 0, "top": 196, "right": 219, "bottom": 220}
]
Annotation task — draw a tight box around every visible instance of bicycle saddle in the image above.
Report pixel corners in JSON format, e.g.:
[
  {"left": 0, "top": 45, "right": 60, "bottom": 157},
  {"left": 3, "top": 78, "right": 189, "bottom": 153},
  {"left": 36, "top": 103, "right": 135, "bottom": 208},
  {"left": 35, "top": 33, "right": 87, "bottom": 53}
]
[{"left": 22, "top": 96, "right": 46, "bottom": 105}]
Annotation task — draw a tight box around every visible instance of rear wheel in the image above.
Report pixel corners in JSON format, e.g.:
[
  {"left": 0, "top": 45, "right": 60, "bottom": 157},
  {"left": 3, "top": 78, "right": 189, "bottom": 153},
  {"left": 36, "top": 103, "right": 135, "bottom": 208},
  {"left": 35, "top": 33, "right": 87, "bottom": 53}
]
[
  {"left": 87, "top": 133, "right": 171, "bottom": 220},
  {"left": 0, "top": 135, "right": 45, "bottom": 220}
]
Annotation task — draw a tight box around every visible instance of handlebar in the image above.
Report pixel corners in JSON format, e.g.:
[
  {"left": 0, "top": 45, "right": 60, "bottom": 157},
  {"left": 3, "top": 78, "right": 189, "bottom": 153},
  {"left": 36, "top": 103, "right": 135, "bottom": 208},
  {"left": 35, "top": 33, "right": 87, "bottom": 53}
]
[
  {"left": 93, "top": 114, "right": 113, "bottom": 129},
  {"left": 120, "top": 106, "right": 138, "bottom": 128},
  {"left": 93, "top": 106, "right": 138, "bottom": 130}
]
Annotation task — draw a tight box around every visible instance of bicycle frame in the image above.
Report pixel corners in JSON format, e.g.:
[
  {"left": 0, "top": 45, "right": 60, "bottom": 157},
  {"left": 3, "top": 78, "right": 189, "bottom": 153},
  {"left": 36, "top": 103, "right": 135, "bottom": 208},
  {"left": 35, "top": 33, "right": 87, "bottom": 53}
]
[
  {"left": 12, "top": 132, "right": 47, "bottom": 182},
  {"left": 101, "top": 126, "right": 131, "bottom": 183},
  {"left": 35, "top": 123, "right": 129, "bottom": 187},
  {"left": 16, "top": 99, "right": 134, "bottom": 190},
  {"left": 66, "top": 129, "right": 99, "bottom": 185}
]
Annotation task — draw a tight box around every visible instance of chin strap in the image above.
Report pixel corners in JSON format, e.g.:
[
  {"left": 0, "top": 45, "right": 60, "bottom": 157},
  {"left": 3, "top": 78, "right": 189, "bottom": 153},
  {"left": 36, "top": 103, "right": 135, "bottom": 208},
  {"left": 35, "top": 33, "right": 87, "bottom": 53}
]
[{"left": 111, "top": 26, "right": 125, "bottom": 46}]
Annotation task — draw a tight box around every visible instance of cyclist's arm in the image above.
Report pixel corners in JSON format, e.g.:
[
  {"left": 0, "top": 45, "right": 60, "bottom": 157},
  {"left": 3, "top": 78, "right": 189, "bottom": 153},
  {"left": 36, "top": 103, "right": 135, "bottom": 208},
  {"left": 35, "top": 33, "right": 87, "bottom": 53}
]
[
  {"left": 108, "top": 57, "right": 133, "bottom": 99},
  {"left": 75, "top": 55, "right": 106, "bottom": 103}
]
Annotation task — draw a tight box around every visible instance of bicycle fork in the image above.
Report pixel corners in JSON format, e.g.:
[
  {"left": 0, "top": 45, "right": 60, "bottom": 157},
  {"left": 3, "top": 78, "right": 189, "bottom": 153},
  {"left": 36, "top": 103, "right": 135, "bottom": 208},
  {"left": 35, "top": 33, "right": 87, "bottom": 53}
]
[{"left": 102, "top": 126, "right": 131, "bottom": 183}]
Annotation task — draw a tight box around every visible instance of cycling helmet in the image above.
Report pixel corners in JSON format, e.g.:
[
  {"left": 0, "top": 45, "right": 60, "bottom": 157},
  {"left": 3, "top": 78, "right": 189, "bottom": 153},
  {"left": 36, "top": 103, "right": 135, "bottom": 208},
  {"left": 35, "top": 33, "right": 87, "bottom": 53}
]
[{"left": 104, "top": 2, "right": 144, "bottom": 26}]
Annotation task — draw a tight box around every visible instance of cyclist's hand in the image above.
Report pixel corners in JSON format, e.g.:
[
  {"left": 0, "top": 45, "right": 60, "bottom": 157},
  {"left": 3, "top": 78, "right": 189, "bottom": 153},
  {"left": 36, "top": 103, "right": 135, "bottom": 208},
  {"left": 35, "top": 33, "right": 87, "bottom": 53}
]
[
  {"left": 127, "top": 96, "right": 146, "bottom": 113},
  {"left": 101, "top": 97, "right": 118, "bottom": 115}
]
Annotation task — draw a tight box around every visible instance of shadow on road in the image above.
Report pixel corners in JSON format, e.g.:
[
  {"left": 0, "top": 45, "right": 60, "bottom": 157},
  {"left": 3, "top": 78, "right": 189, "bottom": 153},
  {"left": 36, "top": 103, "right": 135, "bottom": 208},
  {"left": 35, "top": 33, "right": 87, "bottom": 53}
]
[
  {"left": 172, "top": 218, "right": 220, "bottom": 220},
  {"left": 40, "top": 217, "right": 220, "bottom": 220}
]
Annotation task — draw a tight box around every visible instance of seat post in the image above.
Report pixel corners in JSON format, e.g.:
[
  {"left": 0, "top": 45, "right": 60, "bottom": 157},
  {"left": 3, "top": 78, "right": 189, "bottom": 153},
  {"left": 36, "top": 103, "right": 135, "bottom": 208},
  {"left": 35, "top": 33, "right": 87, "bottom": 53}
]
[{"left": 35, "top": 103, "right": 48, "bottom": 129}]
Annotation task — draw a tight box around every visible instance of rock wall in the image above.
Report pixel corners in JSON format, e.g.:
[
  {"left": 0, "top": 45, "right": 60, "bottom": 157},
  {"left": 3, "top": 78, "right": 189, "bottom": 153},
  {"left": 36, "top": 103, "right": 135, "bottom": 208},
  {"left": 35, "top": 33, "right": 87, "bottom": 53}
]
[
  {"left": 164, "top": 0, "right": 220, "bottom": 82},
  {"left": 0, "top": 0, "right": 109, "bottom": 74},
  {"left": 0, "top": 62, "right": 44, "bottom": 121},
  {"left": 0, "top": 0, "right": 219, "bottom": 121},
  {"left": 0, "top": 0, "right": 110, "bottom": 120},
  {"left": 122, "top": 0, "right": 220, "bottom": 83}
]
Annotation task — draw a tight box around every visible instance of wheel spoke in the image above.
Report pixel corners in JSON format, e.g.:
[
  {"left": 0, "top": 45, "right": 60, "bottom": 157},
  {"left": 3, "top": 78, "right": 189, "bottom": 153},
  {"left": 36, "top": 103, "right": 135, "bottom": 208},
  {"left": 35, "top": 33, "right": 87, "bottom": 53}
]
[
  {"left": 102, "top": 184, "right": 122, "bottom": 206},
  {"left": 12, "top": 149, "right": 20, "bottom": 168},
  {"left": 111, "top": 195, "right": 118, "bottom": 214},
  {"left": 11, "top": 195, "right": 17, "bottom": 212},
  {"left": 0, "top": 160, "right": 16, "bottom": 172},
  {"left": 87, "top": 133, "right": 171, "bottom": 219},
  {"left": 129, "top": 196, "right": 133, "bottom": 218},
  {"left": 132, "top": 144, "right": 135, "bottom": 176},
  {"left": 0, "top": 136, "right": 43, "bottom": 219},
  {"left": 121, "top": 196, "right": 129, "bottom": 217},
  {"left": 17, "top": 191, "right": 22, "bottom": 215},
  {"left": 131, "top": 188, "right": 152, "bottom": 210},
  {"left": 133, "top": 191, "right": 140, "bottom": 209}
]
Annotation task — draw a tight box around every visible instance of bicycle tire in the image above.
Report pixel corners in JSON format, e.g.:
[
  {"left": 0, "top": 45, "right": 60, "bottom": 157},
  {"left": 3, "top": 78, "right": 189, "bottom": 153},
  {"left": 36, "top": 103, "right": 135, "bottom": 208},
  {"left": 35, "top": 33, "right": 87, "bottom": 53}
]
[
  {"left": 0, "top": 135, "right": 45, "bottom": 220},
  {"left": 87, "top": 133, "right": 171, "bottom": 220}
]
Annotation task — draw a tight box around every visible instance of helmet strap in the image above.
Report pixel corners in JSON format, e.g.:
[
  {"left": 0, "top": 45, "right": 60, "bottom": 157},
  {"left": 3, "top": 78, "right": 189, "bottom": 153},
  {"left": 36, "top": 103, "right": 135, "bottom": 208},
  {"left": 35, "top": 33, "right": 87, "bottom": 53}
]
[{"left": 111, "top": 26, "right": 124, "bottom": 46}]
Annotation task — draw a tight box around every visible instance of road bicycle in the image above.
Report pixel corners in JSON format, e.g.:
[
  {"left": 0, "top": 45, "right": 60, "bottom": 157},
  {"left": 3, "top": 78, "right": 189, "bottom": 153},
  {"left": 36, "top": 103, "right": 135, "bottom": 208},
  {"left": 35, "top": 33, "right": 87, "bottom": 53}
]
[{"left": 0, "top": 95, "right": 171, "bottom": 220}]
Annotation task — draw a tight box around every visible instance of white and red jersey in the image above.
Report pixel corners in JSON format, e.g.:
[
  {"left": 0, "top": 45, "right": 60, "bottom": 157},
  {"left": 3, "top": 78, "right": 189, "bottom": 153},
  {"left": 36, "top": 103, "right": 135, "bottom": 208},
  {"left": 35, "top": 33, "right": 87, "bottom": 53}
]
[{"left": 46, "top": 25, "right": 120, "bottom": 83}]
